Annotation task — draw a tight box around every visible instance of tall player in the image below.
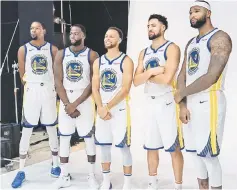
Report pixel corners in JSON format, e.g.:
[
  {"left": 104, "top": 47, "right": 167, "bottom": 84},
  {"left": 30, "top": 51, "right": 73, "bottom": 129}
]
[
  {"left": 53, "top": 24, "right": 99, "bottom": 189},
  {"left": 11, "top": 21, "right": 60, "bottom": 188},
  {"left": 92, "top": 27, "right": 134, "bottom": 190},
  {"left": 175, "top": 1, "right": 232, "bottom": 189},
  {"left": 133, "top": 14, "right": 184, "bottom": 189}
]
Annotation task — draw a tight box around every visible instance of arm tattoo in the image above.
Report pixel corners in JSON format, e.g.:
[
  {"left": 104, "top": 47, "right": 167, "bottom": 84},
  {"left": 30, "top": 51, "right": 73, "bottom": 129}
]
[{"left": 181, "top": 30, "right": 232, "bottom": 98}]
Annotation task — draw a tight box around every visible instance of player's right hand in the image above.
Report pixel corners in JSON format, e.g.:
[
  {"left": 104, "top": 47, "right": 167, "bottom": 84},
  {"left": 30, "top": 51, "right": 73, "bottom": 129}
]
[
  {"left": 149, "top": 66, "right": 165, "bottom": 76},
  {"left": 179, "top": 106, "right": 190, "bottom": 124},
  {"left": 69, "top": 109, "right": 81, "bottom": 118}
]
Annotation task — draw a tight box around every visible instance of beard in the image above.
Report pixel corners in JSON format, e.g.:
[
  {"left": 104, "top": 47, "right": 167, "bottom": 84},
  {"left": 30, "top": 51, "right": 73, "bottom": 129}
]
[
  {"left": 71, "top": 39, "right": 82, "bottom": 46},
  {"left": 190, "top": 16, "right": 206, "bottom": 28},
  {"left": 105, "top": 42, "right": 117, "bottom": 49},
  {"left": 148, "top": 32, "right": 161, "bottom": 40}
]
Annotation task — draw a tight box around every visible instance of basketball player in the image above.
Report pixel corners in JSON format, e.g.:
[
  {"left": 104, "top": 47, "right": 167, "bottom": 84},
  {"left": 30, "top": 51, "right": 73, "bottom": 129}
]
[
  {"left": 175, "top": 1, "right": 232, "bottom": 189},
  {"left": 133, "top": 14, "right": 184, "bottom": 189},
  {"left": 11, "top": 21, "right": 60, "bottom": 188},
  {"left": 92, "top": 27, "right": 134, "bottom": 189},
  {"left": 53, "top": 24, "right": 99, "bottom": 189}
]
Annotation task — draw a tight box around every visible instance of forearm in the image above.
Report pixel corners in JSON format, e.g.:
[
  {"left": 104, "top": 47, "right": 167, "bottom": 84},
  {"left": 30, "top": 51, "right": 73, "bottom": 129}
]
[
  {"left": 107, "top": 88, "right": 129, "bottom": 110},
  {"left": 55, "top": 81, "right": 70, "bottom": 104},
  {"left": 73, "top": 84, "right": 92, "bottom": 106},
  {"left": 149, "top": 74, "right": 171, "bottom": 85},
  {"left": 92, "top": 88, "right": 103, "bottom": 108},
  {"left": 133, "top": 71, "right": 151, "bottom": 86},
  {"left": 181, "top": 73, "right": 217, "bottom": 97}
]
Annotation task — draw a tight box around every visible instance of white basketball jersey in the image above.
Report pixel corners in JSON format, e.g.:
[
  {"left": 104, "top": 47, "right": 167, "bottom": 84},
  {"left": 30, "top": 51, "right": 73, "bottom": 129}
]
[
  {"left": 99, "top": 53, "right": 127, "bottom": 104},
  {"left": 23, "top": 42, "right": 54, "bottom": 84},
  {"left": 62, "top": 47, "right": 91, "bottom": 91},
  {"left": 143, "top": 41, "right": 174, "bottom": 96},
  {"left": 186, "top": 28, "right": 227, "bottom": 92}
]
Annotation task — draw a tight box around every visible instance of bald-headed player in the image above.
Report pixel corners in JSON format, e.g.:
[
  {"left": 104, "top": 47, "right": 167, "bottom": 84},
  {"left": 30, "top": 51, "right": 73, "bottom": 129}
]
[
  {"left": 134, "top": 14, "right": 184, "bottom": 189},
  {"left": 92, "top": 27, "right": 134, "bottom": 190},
  {"left": 12, "top": 21, "right": 60, "bottom": 188},
  {"left": 175, "top": 1, "right": 232, "bottom": 189},
  {"left": 53, "top": 24, "right": 99, "bottom": 189}
]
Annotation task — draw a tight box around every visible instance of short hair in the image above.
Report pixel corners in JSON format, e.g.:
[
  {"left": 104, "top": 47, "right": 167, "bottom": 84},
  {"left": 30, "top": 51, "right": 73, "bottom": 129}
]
[
  {"left": 72, "top": 24, "right": 86, "bottom": 37},
  {"left": 148, "top": 14, "right": 168, "bottom": 30},
  {"left": 108, "top": 26, "right": 123, "bottom": 40},
  {"left": 195, "top": 0, "right": 210, "bottom": 6},
  {"left": 32, "top": 21, "right": 46, "bottom": 29}
]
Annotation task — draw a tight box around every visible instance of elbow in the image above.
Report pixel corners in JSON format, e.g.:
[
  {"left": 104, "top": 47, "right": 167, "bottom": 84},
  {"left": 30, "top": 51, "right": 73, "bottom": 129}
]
[
  {"left": 133, "top": 77, "right": 141, "bottom": 87},
  {"left": 164, "top": 77, "right": 173, "bottom": 85},
  {"left": 133, "top": 80, "right": 139, "bottom": 87}
]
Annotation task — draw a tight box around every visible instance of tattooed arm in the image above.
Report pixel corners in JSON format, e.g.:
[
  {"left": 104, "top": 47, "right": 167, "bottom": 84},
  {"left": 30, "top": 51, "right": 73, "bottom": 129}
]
[{"left": 175, "top": 31, "right": 232, "bottom": 103}]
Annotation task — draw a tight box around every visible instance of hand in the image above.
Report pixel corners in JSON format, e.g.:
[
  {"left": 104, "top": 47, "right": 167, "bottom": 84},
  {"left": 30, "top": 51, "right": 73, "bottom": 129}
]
[
  {"left": 174, "top": 90, "right": 185, "bottom": 104},
  {"left": 103, "top": 112, "right": 112, "bottom": 121},
  {"left": 149, "top": 66, "right": 165, "bottom": 76},
  {"left": 69, "top": 109, "right": 81, "bottom": 118},
  {"left": 179, "top": 105, "right": 190, "bottom": 124},
  {"left": 65, "top": 102, "right": 77, "bottom": 115},
  {"left": 97, "top": 106, "right": 108, "bottom": 119}
]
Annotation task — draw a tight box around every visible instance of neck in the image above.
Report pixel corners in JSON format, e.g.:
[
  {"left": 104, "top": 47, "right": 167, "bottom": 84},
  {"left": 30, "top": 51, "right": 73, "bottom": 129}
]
[
  {"left": 106, "top": 47, "right": 120, "bottom": 58},
  {"left": 198, "top": 21, "right": 214, "bottom": 37},
  {"left": 30, "top": 39, "right": 45, "bottom": 46},
  {"left": 151, "top": 36, "right": 167, "bottom": 49},
  {"left": 70, "top": 43, "right": 85, "bottom": 53}
]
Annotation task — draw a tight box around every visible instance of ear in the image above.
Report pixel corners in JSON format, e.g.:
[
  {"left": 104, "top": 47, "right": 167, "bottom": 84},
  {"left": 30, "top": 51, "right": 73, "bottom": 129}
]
[
  {"left": 207, "top": 10, "right": 211, "bottom": 18},
  {"left": 118, "top": 38, "right": 122, "bottom": 43},
  {"left": 43, "top": 29, "right": 46, "bottom": 35},
  {"left": 162, "top": 25, "right": 166, "bottom": 32}
]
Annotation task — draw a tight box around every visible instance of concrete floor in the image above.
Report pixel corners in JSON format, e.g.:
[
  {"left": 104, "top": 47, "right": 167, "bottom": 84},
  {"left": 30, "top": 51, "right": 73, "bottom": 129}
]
[{"left": 0, "top": 130, "right": 84, "bottom": 175}]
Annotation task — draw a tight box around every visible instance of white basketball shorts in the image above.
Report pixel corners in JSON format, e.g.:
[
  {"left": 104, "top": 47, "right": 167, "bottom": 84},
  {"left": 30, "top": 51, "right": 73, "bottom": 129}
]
[
  {"left": 143, "top": 92, "right": 184, "bottom": 152},
  {"left": 95, "top": 99, "right": 131, "bottom": 148},
  {"left": 21, "top": 82, "right": 57, "bottom": 128},
  {"left": 183, "top": 90, "right": 226, "bottom": 157},
  {"left": 58, "top": 90, "right": 95, "bottom": 137}
]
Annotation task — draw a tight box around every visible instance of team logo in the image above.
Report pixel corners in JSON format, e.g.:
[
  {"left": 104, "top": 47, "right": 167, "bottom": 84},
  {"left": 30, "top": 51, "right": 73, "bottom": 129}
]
[
  {"left": 100, "top": 68, "right": 117, "bottom": 92},
  {"left": 188, "top": 48, "right": 200, "bottom": 75},
  {"left": 66, "top": 60, "right": 83, "bottom": 82},
  {"left": 31, "top": 54, "right": 48, "bottom": 75},
  {"left": 145, "top": 57, "right": 160, "bottom": 70}
]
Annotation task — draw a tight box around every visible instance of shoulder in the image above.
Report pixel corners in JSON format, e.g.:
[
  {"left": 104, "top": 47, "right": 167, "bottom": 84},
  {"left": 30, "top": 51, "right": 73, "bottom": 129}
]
[
  {"left": 210, "top": 30, "right": 232, "bottom": 53},
  {"left": 89, "top": 49, "right": 99, "bottom": 57},
  {"left": 138, "top": 48, "right": 147, "bottom": 60},
  {"left": 167, "top": 43, "right": 180, "bottom": 54},
  {"left": 210, "top": 30, "right": 232, "bottom": 44}
]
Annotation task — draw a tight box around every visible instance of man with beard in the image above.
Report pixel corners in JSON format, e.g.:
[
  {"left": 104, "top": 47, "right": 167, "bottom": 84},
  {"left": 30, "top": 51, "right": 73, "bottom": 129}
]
[
  {"left": 92, "top": 27, "right": 134, "bottom": 190},
  {"left": 53, "top": 24, "right": 99, "bottom": 189},
  {"left": 175, "top": 1, "right": 232, "bottom": 189},
  {"left": 133, "top": 14, "right": 184, "bottom": 189},
  {"left": 12, "top": 21, "right": 60, "bottom": 188}
]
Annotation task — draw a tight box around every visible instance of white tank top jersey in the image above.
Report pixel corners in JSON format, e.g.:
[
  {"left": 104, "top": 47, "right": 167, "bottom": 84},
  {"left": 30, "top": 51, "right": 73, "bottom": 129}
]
[
  {"left": 23, "top": 42, "right": 54, "bottom": 84},
  {"left": 99, "top": 53, "right": 127, "bottom": 104},
  {"left": 186, "top": 28, "right": 227, "bottom": 92},
  {"left": 62, "top": 47, "right": 91, "bottom": 91},
  {"left": 143, "top": 41, "right": 174, "bottom": 96}
]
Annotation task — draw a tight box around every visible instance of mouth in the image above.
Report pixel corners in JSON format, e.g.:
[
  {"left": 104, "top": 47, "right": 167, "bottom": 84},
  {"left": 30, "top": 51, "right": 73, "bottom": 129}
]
[
  {"left": 105, "top": 41, "right": 112, "bottom": 46},
  {"left": 191, "top": 19, "right": 197, "bottom": 24}
]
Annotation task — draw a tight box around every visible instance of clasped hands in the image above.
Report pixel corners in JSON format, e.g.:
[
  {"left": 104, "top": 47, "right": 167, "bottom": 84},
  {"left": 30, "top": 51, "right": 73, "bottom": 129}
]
[
  {"left": 97, "top": 105, "right": 112, "bottom": 121},
  {"left": 64, "top": 102, "right": 81, "bottom": 118}
]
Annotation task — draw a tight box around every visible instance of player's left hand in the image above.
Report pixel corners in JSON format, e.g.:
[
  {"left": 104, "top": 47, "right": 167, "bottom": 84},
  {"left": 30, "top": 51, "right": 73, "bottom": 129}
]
[
  {"left": 103, "top": 112, "right": 112, "bottom": 120},
  {"left": 65, "top": 102, "right": 77, "bottom": 115},
  {"left": 174, "top": 90, "right": 184, "bottom": 104},
  {"left": 69, "top": 109, "right": 81, "bottom": 118}
]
